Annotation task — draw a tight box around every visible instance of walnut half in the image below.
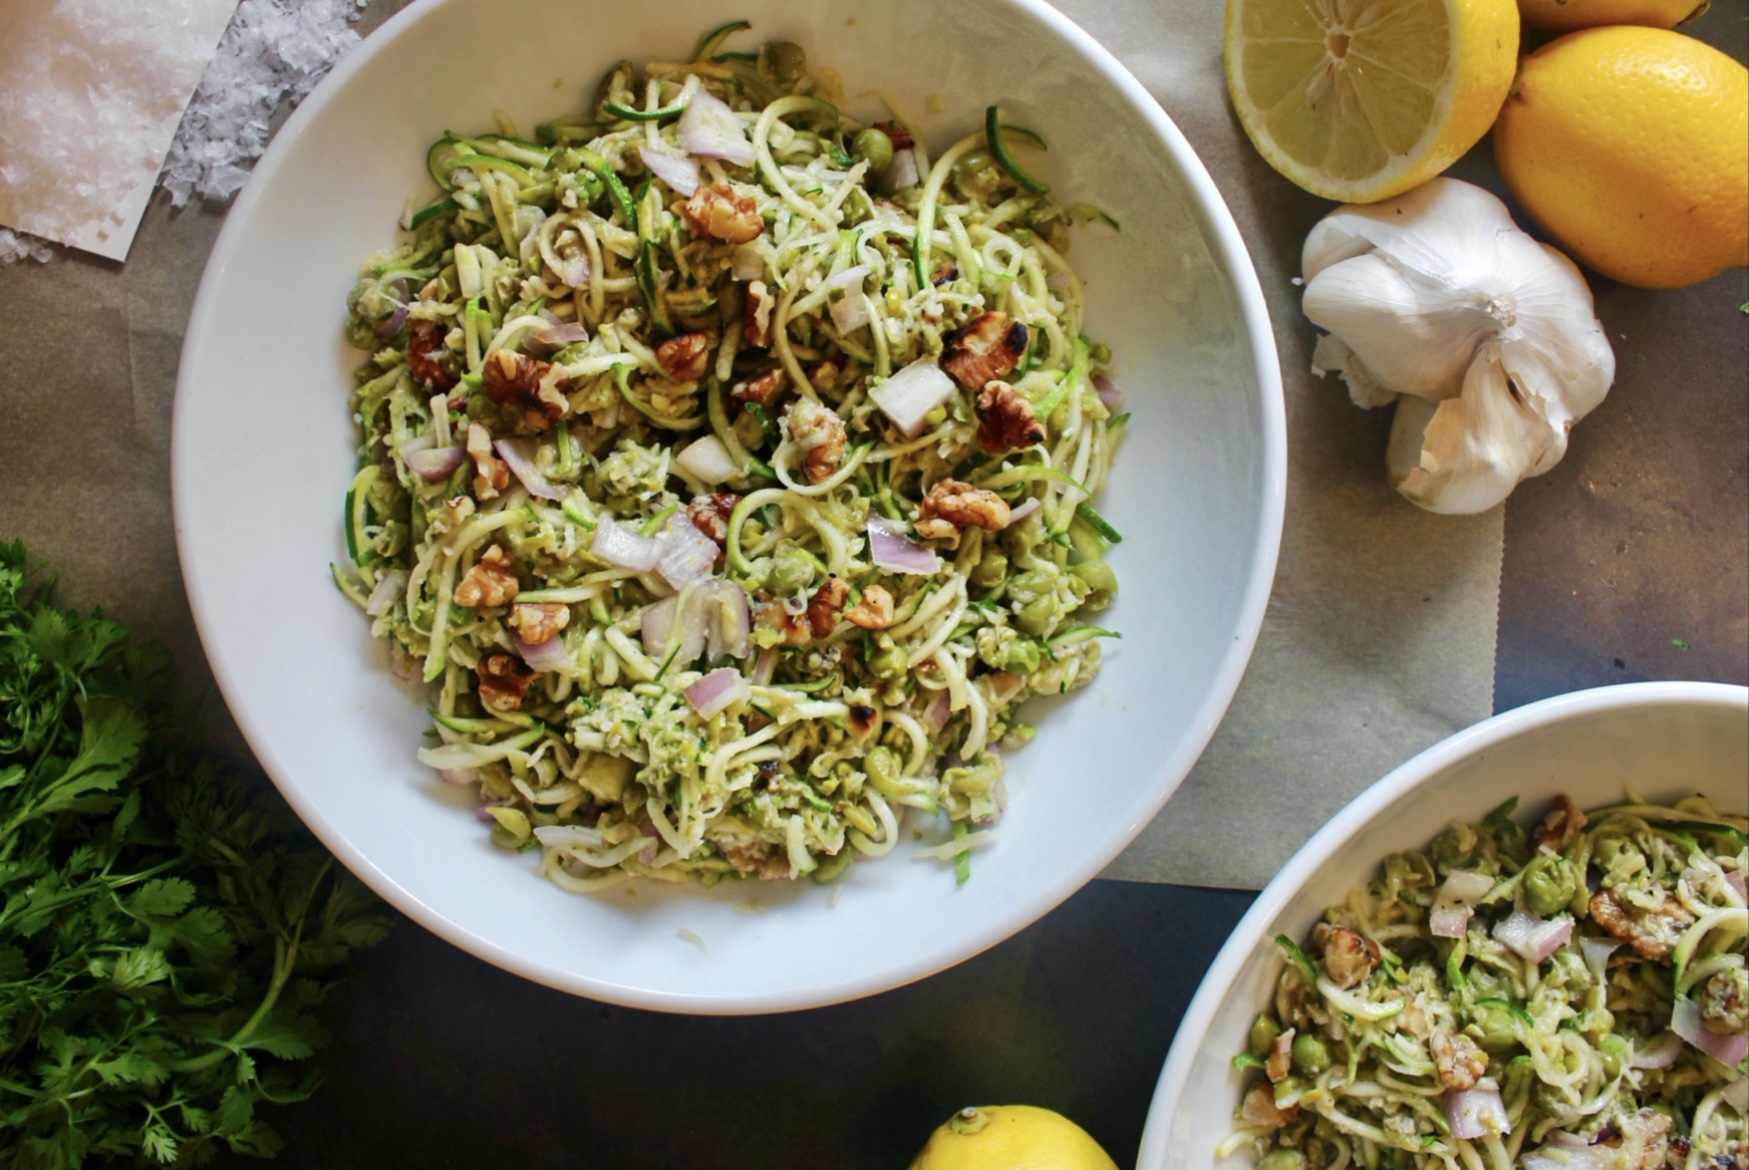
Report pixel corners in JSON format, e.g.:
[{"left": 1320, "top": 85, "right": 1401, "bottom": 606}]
[{"left": 915, "top": 478, "right": 1011, "bottom": 540}]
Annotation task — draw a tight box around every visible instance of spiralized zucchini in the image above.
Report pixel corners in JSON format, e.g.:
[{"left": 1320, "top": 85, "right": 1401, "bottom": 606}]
[
  {"left": 334, "top": 25, "right": 1126, "bottom": 892},
  {"left": 1228, "top": 788, "right": 1747, "bottom": 1170}
]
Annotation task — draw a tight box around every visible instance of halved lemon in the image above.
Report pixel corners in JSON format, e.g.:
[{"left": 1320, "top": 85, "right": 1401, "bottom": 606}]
[{"left": 1225, "top": 0, "right": 1520, "bottom": 203}]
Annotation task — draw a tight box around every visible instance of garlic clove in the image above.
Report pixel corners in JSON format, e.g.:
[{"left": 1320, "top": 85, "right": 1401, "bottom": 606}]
[{"left": 1302, "top": 177, "right": 1615, "bottom": 514}]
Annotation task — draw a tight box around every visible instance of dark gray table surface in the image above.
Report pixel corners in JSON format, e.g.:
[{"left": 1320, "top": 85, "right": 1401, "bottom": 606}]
[{"left": 1, "top": 3, "right": 1743, "bottom": 1167}]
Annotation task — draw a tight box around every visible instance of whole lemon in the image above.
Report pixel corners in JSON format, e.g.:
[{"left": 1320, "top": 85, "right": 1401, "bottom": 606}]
[
  {"left": 1516, "top": 0, "right": 1709, "bottom": 32},
  {"left": 1494, "top": 26, "right": 1748, "bottom": 288},
  {"left": 909, "top": 1105, "right": 1119, "bottom": 1170}
]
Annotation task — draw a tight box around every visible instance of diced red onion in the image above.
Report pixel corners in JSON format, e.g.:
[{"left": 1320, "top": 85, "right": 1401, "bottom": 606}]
[
  {"left": 1727, "top": 871, "right": 1746, "bottom": 902},
  {"left": 869, "top": 358, "right": 955, "bottom": 439},
  {"left": 1579, "top": 936, "right": 1620, "bottom": 983},
  {"left": 524, "top": 321, "right": 589, "bottom": 356},
  {"left": 697, "top": 577, "right": 752, "bottom": 660},
  {"left": 640, "top": 592, "right": 706, "bottom": 666},
  {"left": 1429, "top": 869, "right": 1495, "bottom": 939},
  {"left": 730, "top": 245, "right": 764, "bottom": 281},
  {"left": 674, "top": 435, "right": 741, "bottom": 485},
  {"left": 676, "top": 90, "right": 754, "bottom": 165},
  {"left": 1492, "top": 908, "right": 1571, "bottom": 963},
  {"left": 407, "top": 445, "right": 468, "bottom": 481},
  {"left": 877, "top": 147, "right": 920, "bottom": 194},
  {"left": 1672, "top": 994, "right": 1749, "bottom": 1066},
  {"left": 1629, "top": 1030, "right": 1684, "bottom": 1070},
  {"left": 639, "top": 144, "right": 700, "bottom": 196},
  {"left": 375, "top": 278, "right": 410, "bottom": 338},
  {"left": 750, "top": 645, "right": 776, "bottom": 686},
  {"left": 824, "top": 265, "right": 872, "bottom": 335},
  {"left": 1094, "top": 374, "right": 1124, "bottom": 412},
  {"left": 1443, "top": 1080, "right": 1510, "bottom": 1140},
  {"left": 516, "top": 632, "right": 569, "bottom": 672},
  {"left": 365, "top": 569, "right": 406, "bottom": 618},
  {"left": 868, "top": 515, "right": 942, "bottom": 575},
  {"left": 686, "top": 667, "right": 749, "bottom": 718},
  {"left": 494, "top": 438, "right": 569, "bottom": 501},
  {"left": 656, "top": 515, "right": 721, "bottom": 589},
  {"left": 923, "top": 689, "right": 951, "bottom": 732},
  {"left": 592, "top": 518, "right": 660, "bottom": 572},
  {"left": 1004, "top": 497, "right": 1042, "bottom": 527}
]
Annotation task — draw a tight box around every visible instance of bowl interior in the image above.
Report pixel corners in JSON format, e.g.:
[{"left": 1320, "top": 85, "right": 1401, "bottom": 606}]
[
  {"left": 1138, "top": 683, "right": 1749, "bottom": 1168},
  {"left": 173, "top": 0, "right": 1284, "bottom": 1011}
]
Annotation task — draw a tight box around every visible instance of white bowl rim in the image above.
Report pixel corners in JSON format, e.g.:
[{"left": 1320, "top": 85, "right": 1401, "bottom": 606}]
[
  {"left": 1136, "top": 680, "right": 1749, "bottom": 1162},
  {"left": 171, "top": 0, "right": 1288, "bottom": 1012}
]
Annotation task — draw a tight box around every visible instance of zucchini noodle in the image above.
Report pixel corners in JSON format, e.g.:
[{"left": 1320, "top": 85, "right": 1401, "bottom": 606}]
[
  {"left": 335, "top": 26, "right": 1125, "bottom": 892},
  {"left": 1230, "top": 790, "right": 1747, "bottom": 1170}
]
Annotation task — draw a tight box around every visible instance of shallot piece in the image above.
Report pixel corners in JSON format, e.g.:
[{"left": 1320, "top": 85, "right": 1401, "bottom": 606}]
[
  {"left": 1629, "top": 1030, "right": 1684, "bottom": 1070},
  {"left": 686, "top": 667, "right": 749, "bottom": 718},
  {"left": 1672, "top": 994, "right": 1749, "bottom": 1067},
  {"left": 365, "top": 569, "right": 407, "bottom": 618},
  {"left": 516, "top": 632, "right": 568, "bottom": 672},
  {"left": 674, "top": 435, "right": 742, "bottom": 485},
  {"left": 592, "top": 518, "right": 661, "bottom": 572},
  {"left": 676, "top": 91, "right": 755, "bottom": 165},
  {"left": 639, "top": 144, "right": 701, "bottom": 197},
  {"left": 1491, "top": 908, "right": 1571, "bottom": 963},
  {"left": 867, "top": 516, "right": 942, "bottom": 575},
  {"left": 1429, "top": 869, "right": 1494, "bottom": 939},
  {"left": 524, "top": 322, "right": 589, "bottom": 356},
  {"left": 1093, "top": 374, "right": 1123, "bottom": 412},
  {"left": 824, "top": 265, "right": 872, "bottom": 335},
  {"left": 1443, "top": 1079, "right": 1510, "bottom": 1140},
  {"left": 656, "top": 515, "right": 721, "bottom": 589},
  {"left": 1578, "top": 936, "right": 1620, "bottom": 983},
  {"left": 494, "top": 438, "right": 568, "bottom": 500},
  {"left": 1004, "top": 497, "right": 1042, "bottom": 527},
  {"left": 869, "top": 358, "right": 955, "bottom": 439}
]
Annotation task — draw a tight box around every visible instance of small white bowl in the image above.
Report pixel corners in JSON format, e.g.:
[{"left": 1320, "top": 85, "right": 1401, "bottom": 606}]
[
  {"left": 1138, "top": 681, "right": 1749, "bottom": 1169},
  {"left": 173, "top": 0, "right": 1285, "bottom": 1012}
]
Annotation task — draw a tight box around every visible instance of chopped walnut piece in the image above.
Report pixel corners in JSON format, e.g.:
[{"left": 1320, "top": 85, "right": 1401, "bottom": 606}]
[
  {"left": 1240, "top": 1084, "right": 1298, "bottom": 1130},
  {"left": 931, "top": 262, "right": 959, "bottom": 287},
  {"left": 744, "top": 280, "right": 776, "bottom": 348},
  {"left": 1533, "top": 794, "right": 1589, "bottom": 852},
  {"left": 455, "top": 545, "right": 520, "bottom": 608},
  {"left": 721, "top": 838, "right": 794, "bottom": 880},
  {"left": 465, "top": 422, "right": 510, "bottom": 500},
  {"left": 940, "top": 311, "right": 1030, "bottom": 390},
  {"left": 686, "top": 493, "right": 741, "bottom": 546},
  {"left": 844, "top": 584, "right": 895, "bottom": 630},
  {"left": 482, "top": 349, "right": 563, "bottom": 431},
  {"left": 676, "top": 182, "right": 764, "bottom": 244},
  {"left": 975, "top": 380, "right": 1047, "bottom": 455},
  {"left": 477, "top": 652, "right": 534, "bottom": 709},
  {"left": 752, "top": 592, "right": 811, "bottom": 646},
  {"left": 732, "top": 366, "right": 788, "bottom": 407},
  {"left": 407, "top": 319, "right": 458, "bottom": 390},
  {"left": 808, "top": 360, "right": 840, "bottom": 394},
  {"left": 1316, "top": 923, "right": 1381, "bottom": 989},
  {"left": 655, "top": 331, "right": 712, "bottom": 383},
  {"left": 507, "top": 602, "right": 569, "bottom": 645},
  {"left": 1265, "top": 1028, "right": 1295, "bottom": 1083},
  {"left": 1590, "top": 888, "right": 1693, "bottom": 961},
  {"left": 786, "top": 397, "right": 846, "bottom": 484},
  {"left": 807, "top": 577, "right": 848, "bottom": 639},
  {"left": 915, "top": 478, "right": 1011, "bottom": 540},
  {"left": 1431, "top": 1028, "right": 1488, "bottom": 1092},
  {"left": 1606, "top": 1109, "right": 1672, "bottom": 1170},
  {"left": 847, "top": 701, "right": 879, "bottom": 740}
]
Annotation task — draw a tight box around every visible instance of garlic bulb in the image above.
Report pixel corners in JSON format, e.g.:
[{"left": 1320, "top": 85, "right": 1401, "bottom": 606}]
[{"left": 1303, "top": 178, "right": 1615, "bottom": 514}]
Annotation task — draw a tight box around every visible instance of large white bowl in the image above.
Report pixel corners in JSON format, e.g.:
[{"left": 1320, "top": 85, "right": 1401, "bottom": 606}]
[
  {"left": 1138, "top": 681, "right": 1749, "bottom": 1169},
  {"left": 173, "top": 0, "right": 1285, "bottom": 1013}
]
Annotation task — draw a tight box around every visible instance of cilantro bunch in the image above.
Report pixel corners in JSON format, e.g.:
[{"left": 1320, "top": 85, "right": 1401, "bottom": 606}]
[{"left": 0, "top": 542, "right": 390, "bottom": 1168}]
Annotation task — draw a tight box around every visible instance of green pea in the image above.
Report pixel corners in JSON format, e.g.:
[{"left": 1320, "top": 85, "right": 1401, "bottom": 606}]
[
  {"left": 997, "top": 638, "right": 1041, "bottom": 676},
  {"left": 758, "top": 40, "right": 807, "bottom": 84},
  {"left": 1016, "top": 595, "right": 1055, "bottom": 637},
  {"left": 867, "top": 636, "right": 909, "bottom": 680},
  {"left": 951, "top": 148, "right": 1004, "bottom": 202},
  {"left": 1523, "top": 855, "right": 1577, "bottom": 918},
  {"left": 1430, "top": 826, "right": 1476, "bottom": 874},
  {"left": 1291, "top": 1032, "right": 1331, "bottom": 1075},
  {"left": 1598, "top": 1034, "right": 1628, "bottom": 1079},
  {"left": 1009, "top": 568, "right": 1054, "bottom": 603},
  {"left": 1258, "top": 1151, "right": 1305, "bottom": 1170},
  {"left": 767, "top": 544, "right": 813, "bottom": 595},
  {"left": 1071, "top": 558, "right": 1117, "bottom": 598},
  {"left": 971, "top": 550, "right": 1009, "bottom": 592},
  {"left": 1248, "top": 1013, "right": 1282, "bottom": 1058},
  {"left": 864, "top": 745, "right": 901, "bottom": 790},
  {"left": 1471, "top": 1004, "right": 1520, "bottom": 1054},
  {"left": 851, "top": 127, "right": 894, "bottom": 173}
]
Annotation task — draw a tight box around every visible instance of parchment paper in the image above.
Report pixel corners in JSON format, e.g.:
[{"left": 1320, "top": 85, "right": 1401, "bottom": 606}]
[{"left": 0, "top": 0, "right": 1501, "bottom": 893}]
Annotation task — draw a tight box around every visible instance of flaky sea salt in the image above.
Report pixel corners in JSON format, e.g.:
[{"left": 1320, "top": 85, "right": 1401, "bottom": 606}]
[
  {"left": 0, "top": 0, "right": 364, "bottom": 264},
  {"left": 159, "top": 0, "right": 366, "bottom": 208}
]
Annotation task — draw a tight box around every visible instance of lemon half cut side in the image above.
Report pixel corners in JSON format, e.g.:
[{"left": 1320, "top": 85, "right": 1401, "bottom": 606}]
[{"left": 1224, "top": 0, "right": 1519, "bottom": 203}]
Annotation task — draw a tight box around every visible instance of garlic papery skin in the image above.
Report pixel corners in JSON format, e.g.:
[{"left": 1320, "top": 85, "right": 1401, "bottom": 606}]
[{"left": 1302, "top": 177, "right": 1615, "bottom": 514}]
